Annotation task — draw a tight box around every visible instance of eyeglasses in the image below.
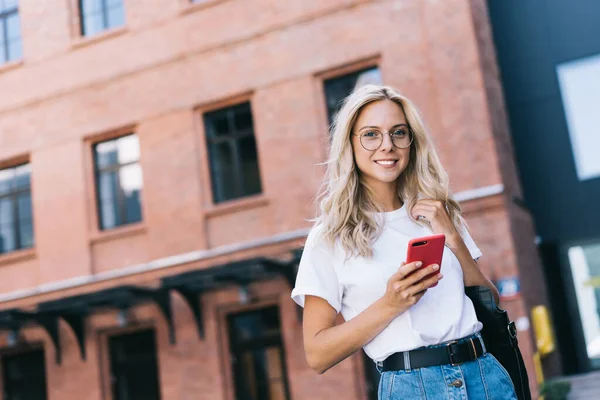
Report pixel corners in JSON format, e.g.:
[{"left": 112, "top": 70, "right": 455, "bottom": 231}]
[{"left": 353, "top": 126, "right": 414, "bottom": 151}]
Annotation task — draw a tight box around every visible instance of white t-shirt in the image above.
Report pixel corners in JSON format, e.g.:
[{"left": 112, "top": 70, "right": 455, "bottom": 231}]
[{"left": 290, "top": 204, "right": 483, "bottom": 363}]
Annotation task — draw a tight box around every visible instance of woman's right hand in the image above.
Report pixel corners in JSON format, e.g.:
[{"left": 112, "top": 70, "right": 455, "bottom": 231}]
[{"left": 383, "top": 261, "right": 443, "bottom": 314}]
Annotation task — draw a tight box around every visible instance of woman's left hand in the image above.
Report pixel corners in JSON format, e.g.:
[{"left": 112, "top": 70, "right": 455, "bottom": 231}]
[{"left": 411, "top": 199, "right": 461, "bottom": 248}]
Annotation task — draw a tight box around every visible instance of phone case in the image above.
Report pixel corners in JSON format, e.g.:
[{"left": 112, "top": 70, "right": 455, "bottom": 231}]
[{"left": 405, "top": 233, "right": 446, "bottom": 287}]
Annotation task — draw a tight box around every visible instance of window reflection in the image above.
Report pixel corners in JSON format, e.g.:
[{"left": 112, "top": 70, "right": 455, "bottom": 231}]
[
  {"left": 569, "top": 242, "right": 600, "bottom": 367},
  {"left": 80, "top": 0, "right": 125, "bottom": 36},
  {"left": 0, "top": 163, "right": 34, "bottom": 254},
  {"left": 94, "top": 134, "right": 143, "bottom": 230},
  {"left": 324, "top": 67, "right": 382, "bottom": 125}
]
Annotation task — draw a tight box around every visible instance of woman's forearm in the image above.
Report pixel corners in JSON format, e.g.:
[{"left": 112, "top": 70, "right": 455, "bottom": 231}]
[{"left": 306, "top": 298, "right": 400, "bottom": 374}]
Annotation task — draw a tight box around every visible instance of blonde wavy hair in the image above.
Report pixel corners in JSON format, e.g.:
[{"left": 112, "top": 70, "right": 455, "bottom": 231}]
[{"left": 315, "top": 84, "right": 465, "bottom": 258}]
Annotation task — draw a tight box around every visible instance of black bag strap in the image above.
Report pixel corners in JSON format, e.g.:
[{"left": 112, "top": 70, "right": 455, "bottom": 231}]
[{"left": 465, "top": 285, "right": 532, "bottom": 400}]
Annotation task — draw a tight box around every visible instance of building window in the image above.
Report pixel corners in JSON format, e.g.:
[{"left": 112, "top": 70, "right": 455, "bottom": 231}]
[
  {"left": 2, "top": 348, "right": 48, "bottom": 400},
  {"left": 557, "top": 53, "right": 600, "bottom": 181},
  {"left": 567, "top": 240, "right": 600, "bottom": 368},
  {"left": 323, "top": 66, "right": 382, "bottom": 125},
  {"left": 93, "top": 134, "right": 143, "bottom": 230},
  {"left": 227, "top": 306, "right": 290, "bottom": 400},
  {"left": 0, "top": 0, "right": 22, "bottom": 64},
  {"left": 79, "top": 0, "right": 125, "bottom": 37},
  {"left": 0, "top": 163, "right": 33, "bottom": 255},
  {"left": 108, "top": 329, "right": 161, "bottom": 400},
  {"left": 203, "top": 102, "right": 262, "bottom": 203}
]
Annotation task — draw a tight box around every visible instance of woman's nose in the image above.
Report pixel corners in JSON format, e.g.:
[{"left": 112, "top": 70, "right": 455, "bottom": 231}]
[{"left": 379, "top": 132, "right": 394, "bottom": 151}]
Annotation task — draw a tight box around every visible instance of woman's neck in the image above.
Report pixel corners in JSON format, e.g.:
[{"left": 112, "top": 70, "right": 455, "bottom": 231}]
[{"left": 365, "top": 180, "right": 402, "bottom": 212}]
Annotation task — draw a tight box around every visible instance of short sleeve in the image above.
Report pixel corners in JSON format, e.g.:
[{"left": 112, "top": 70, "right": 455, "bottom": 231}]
[
  {"left": 290, "top": 226, "right": 342, "bottom": 313},
  {"left": 460, "top": 224, "right": 482, "bottom": 261}
]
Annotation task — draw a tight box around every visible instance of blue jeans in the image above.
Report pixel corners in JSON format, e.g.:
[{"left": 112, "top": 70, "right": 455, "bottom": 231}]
[{"left": 377, "top": 334, "right": 518, "bottom": 400}]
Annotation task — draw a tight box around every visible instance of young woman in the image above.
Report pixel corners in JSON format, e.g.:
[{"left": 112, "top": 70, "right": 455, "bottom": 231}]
[{"left": 291, "top": 85, "right": 517, "bottom": 399}]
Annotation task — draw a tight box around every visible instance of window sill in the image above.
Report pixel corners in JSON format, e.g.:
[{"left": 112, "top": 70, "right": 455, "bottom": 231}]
[
  {"left": 90, "top": 222, "right": 147, "bottom": 245},
  {"left": 0, "top": 59, "right": 23, "bottom": 75},
  {"left": 204, "top": 195, "right": 269, "bottom": 218},
  {"left": 180, "top": 0, "right": 231, "bottom": 16},
  {"left": 0, "top": 248, "right": 36, "bottom": 267},
  {"left": 72, "top": 26, "right": 127, "bottom": 50}
]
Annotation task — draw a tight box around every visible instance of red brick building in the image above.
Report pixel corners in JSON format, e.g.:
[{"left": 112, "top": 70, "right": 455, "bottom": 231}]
[{"left": 0, "top": 0, "right": 551, "bottom": 399}]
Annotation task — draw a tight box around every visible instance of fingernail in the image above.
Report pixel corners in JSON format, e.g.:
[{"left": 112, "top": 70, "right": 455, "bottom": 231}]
[
  {"left": 416, "top": 261, "right": 423, "bottom": 267},
  {"left": 432, "top": 264, "right": 439, "bottom": 270},
  {"left": 438, "top": 274, "right": 444, "bottom": 279}
]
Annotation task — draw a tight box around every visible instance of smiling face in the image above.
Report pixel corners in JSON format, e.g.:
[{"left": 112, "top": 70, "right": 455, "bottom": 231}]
[{"left": 351, "top": 99, "right": 412, "bottom": 191}]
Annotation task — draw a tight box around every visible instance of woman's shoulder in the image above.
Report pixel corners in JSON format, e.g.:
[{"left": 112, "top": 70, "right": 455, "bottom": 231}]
[{"left": 304, "top": 223, "right": 343, "bottom": 259}]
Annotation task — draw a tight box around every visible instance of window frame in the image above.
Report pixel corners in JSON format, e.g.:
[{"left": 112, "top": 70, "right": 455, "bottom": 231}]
[
  {"left": 84, "top": 126, "right": 146, "bottom": 240},
  {"left": 92, "top": 133, "right": 143, "bottom": 231},
  {"left": 216, "top": 297, "right": 292, "bottom": 400},
  {"left": 0, "top": 161, "right": 34, "bottom": 255},
  {"left": 560, "top": 236, "right": 600, "bottom": 371},
  {"left": 0, "top": 1, "right": 21, "bottom": 64},
  {"left": 312, "top": 57, "right": 381, "bottom": 160},
  {"left": 201, "top": 100, "right": 263, "bottom": 205},
  {"left": 322, "top": 64, "right": 383, "bottom": 126},
  {"left": 78, "top": 0, "right": 126, "bottom": 37}
]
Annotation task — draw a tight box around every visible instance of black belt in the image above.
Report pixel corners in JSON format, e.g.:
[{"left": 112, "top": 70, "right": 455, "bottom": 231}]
[{"left": 380, "top": 335, "right": 485, "bottom": 371}]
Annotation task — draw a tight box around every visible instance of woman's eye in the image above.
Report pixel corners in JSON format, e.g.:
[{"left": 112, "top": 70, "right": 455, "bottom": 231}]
[
  {"left": 364, "top": 131, "right": 380, "bottom": 138},
  {"left": 392, "top": 129, "right": 407, "bottom": 137}
]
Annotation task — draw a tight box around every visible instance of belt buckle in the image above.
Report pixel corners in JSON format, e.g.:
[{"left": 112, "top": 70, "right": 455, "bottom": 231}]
[{"left": 445, "top": 340, "right": 463, "bottom": 366}]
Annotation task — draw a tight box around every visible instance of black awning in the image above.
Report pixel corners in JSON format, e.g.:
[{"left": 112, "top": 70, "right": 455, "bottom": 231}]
[
  {"left": 0, "top": 309, "right": 62, "bottom": 364},
  {"left": 37, "top": 285, "right": 173, "bottom": 363},
  {"left": 161, "top": 255, "right": 299, "bottom": 340},
  {"left": 0, "top": 251, "right": 301, "bottom": 364}
]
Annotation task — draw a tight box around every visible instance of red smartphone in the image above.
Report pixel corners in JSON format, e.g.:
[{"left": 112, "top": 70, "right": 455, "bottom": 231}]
[{"left": 405, "top": 233, "right": 446, "bottom": 287}]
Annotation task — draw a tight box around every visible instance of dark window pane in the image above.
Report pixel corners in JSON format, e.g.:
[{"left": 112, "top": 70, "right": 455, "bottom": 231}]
[
  {"left": 109, "top": 330, "right": 160, "bottom": 400},
  {"left": 228, "top": 307, "right": 290, "bottom": 400},
  {"left": 234, "top": 106, "right": 253, "bottom": 131},
  {"left": 324, "top": 67, "right": 382, "bottom": 124},
  {"left": 238, "top": 135, "right": 262, "bottom": 196},
  {"left": 204, "top": 103, "right": 262, "bottom": 203},
  {"left": 209, "top": 142, "right": 236, "bottom": 202},
  {"left": 2, "top": 349, "right": 48, "bottom": 400},
  {"left": 209, "top": 113, "right": 231, "bottom": 137},
  {"left": 106, "top": 4, "right": 125, "bottom": 28}
]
